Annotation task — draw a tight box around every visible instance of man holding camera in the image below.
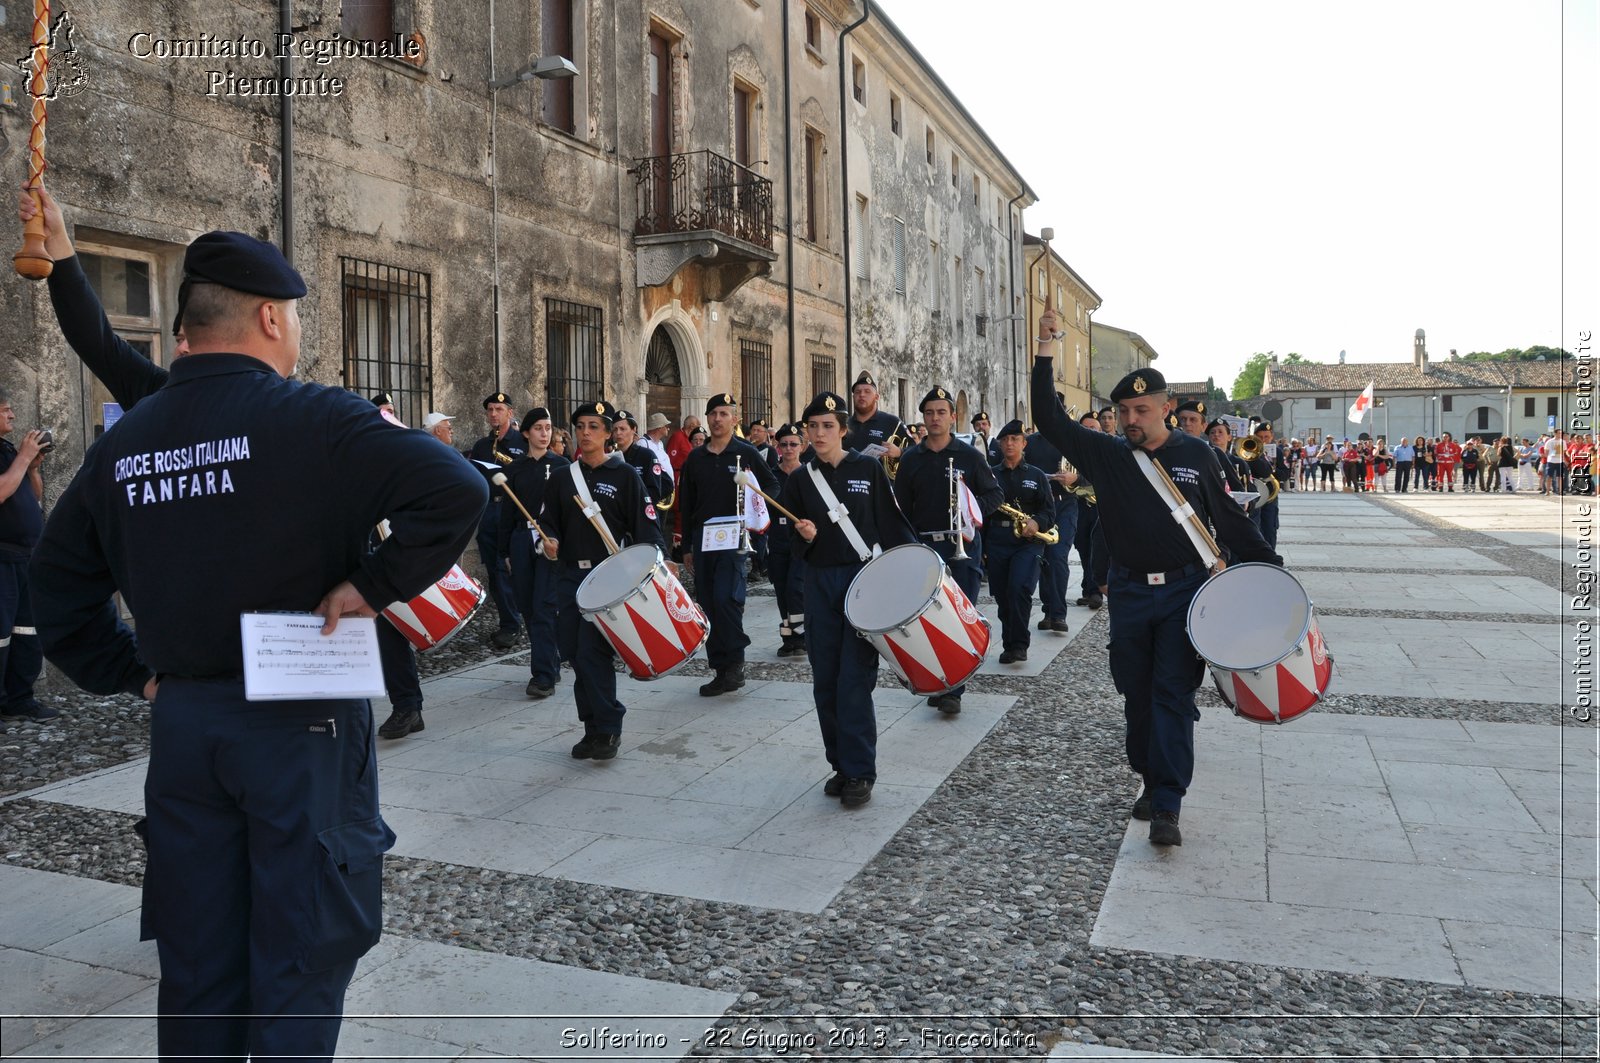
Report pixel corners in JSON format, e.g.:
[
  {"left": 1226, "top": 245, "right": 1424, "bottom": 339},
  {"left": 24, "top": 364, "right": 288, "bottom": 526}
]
[{"left": 0, "top": 391, "right": 52, "bottom": 722}]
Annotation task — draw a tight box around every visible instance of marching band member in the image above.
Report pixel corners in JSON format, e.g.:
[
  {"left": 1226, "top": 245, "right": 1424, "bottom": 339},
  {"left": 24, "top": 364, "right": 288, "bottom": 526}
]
[
  {"left": 893, "top": 386, "right": 1002, "bottom": 714},
  {"left": 678, "top": 393, "right": 779, "bottom": 696},
  {"left": 745, "top": 419, "right": 774, "bottom": 581},
  {"left": 612, "top": 410, "right": 670, "bottom": 508},
  {"left": 844, "top": 371, "right": 908, "bottom": 460},
  {"left": 1026, "top": 396, "right": 1082, "bottom": 637},
  {"left": 1072, "top": 410, "right": 1106, "bottom": 611},
  {"left": 1031, "top": 308, "right": 1280, "bottom": 848},
  {"left": 498, "top": 406, "right": 570, "bottom": 698},
  {"left": 1245, "top": 422, "right": 1280, "bottom": 547},
  {"left": 779, "top": 392, "right": 917, "bottom": 808},
  {"left": 539, "top": 401, "right": 664, "bottom": 761},
  {"left": 469, "top": 392, "right": 528, "bottom": 649},
  {"left": 768, "top": 422, "right": 809, "bottom": 658},
  {"left": 988, "top": 420, "right": 1055, "bottom": 665},
  {"left": 1205, "top": 418, "right": 1252, "bottom": 495}
]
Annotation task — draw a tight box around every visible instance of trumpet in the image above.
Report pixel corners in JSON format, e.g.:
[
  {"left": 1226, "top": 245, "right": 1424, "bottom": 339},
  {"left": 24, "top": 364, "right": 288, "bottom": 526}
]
[
  {"left": 949, "top": 456, "right": 969, "bottom": 561},
  {"left": 1059, "top": 456, "right": 1097, "bottom": 504},
  {"left": 655, "top": 488, "right": 675, "bottom": 511},
  {"left": 996, "top": 502, "right": 1060, "bottom": 544},
  {"left": 1234, "top": 436, "right": 1279, "bottom": 504}
]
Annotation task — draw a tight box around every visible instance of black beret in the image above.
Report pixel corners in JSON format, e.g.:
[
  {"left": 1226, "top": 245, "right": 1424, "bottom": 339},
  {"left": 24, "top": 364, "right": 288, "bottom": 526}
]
[
  {"left": 182, "top": 231, "right": 306, "bottom": 299},
  {"left": 483, "top": 392, "right": 513, "bottom": 409},
  {"left": 370, "top": 391, "right": 394, "bottom": 407},
  {"left": 1164, "top": 413, "right": 1179, "bottom": 429},
  {"left": 802, "top": 391, "right": 847, "bottom": 422},
  {"left": 1109, "top": 368, "right": 1167, "bottom": 403},
  {"left": 971, "top": 411, "right": 990, "bottom": 424},
  {"left": 1176, "top": 399, "right": 1206, "bottom": 416},
  {"left": 997, "top": 418, "right": 1025, "bottom": 439},
  {"left": 748, "top": 418, "right": 767, "bottom": 430},
  {"left": 1206, "top": 418, "right": 1232, "bottom": 434},
  {"left": 706, "top": 392, "right": 737, "bottom": 414},
  {"left": 774, "top": 421, "right": 802, "bottom": 439},
  {"left": 572, "top": 400, "right": 616, "bottom": 426},
  {"left": 519, "top": 407, "right": 552, "bottom": 432},
  {"left": 1254, "top": 421, "right": 1273, "bottom": 433},
  {"left": 852, "top": 371, "right": 876, "bottom": 390},
  {"left": 920, "top": 386, "right": 955, "bottom": 412},
  {"left": 614, "top": 409, "right": 639, "bottom": 427}
]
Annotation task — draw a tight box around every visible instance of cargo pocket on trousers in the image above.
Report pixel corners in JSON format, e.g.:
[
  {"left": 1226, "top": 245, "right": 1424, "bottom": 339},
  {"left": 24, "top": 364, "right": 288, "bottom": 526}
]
[{"left": 299, "top": 816, "right": 397, "bottom": 973}]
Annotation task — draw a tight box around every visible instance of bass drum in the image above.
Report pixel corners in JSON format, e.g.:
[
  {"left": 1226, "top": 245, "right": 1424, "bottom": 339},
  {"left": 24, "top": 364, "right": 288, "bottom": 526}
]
[
  {"left": 1186, "top": 562, "right": 1333, "bottom": 724},
  {"left": 844, "top": 543, "right": 991, "bottom": 696}
]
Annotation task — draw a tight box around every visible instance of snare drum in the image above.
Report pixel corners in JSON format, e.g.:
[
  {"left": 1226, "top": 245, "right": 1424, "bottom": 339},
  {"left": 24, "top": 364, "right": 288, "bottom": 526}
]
[
  {"left": 576, "top": 544, "right": 708, "bottom": 680},
  {"left": 1185, "top": 562, "right": 1333, "bottom": 724},
  {"left": 844, "top": 543, "right": 991, "bottom": 696},
  {"left": 382, "top": 564, "right": 487, "bottom": 653}
]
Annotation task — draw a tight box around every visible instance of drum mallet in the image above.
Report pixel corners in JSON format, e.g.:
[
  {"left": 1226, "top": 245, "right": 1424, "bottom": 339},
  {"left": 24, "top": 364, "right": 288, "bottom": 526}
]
[
  {"left": 733, "top": 469, "right": 802, "bottom": 524},
  {"left": 572, "top": 494, "right": 622, "bottom": 556},
  {"left": 490, "top": 473, "right": 550, "bottom": 542}
]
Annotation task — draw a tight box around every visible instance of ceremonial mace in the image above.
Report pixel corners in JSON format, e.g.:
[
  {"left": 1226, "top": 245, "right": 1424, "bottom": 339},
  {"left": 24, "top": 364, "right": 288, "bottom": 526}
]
[{"left": 14, "top": 0, "right": 53, "bottom": 280}]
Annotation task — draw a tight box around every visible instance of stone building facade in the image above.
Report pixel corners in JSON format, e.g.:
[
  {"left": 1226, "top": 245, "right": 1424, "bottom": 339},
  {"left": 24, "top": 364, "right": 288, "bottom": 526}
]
[
  {"left": 1, "top": 0, "right": 1038, "bottom": 491},
  {"left": 1021, "top": 232, "right": 1098, "bottom": 419},
  {"left": 1088, "top": 322, "right": 1159, "bottom": 405}
]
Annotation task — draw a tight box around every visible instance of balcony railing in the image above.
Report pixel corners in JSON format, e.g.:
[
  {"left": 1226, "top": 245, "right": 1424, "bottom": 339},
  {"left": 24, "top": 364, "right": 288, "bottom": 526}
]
[{"left": 634, "top": 150, "right": 774, "bottom": 250}]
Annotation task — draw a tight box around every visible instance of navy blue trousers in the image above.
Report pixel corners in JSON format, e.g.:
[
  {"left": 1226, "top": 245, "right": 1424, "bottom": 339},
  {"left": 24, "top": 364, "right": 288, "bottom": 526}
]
[
  {"left": 1106, "top": 566, "right": 1208, "bottom": 814},
  {"left": 1037, "top": 495, "right": 1079, "bottom": 622},
  {"left": 0, "top": 558, "right": 42, "bottom": 708},
  {"left": 1074, "top": 499, "right": 1100, "bottom": 597},
  {"left": 376, "top": 612, "right": 421, "bottom": 713},
  {"left": 804, "top": 562, "right": 879, "bottom": 780},
  {"left": 769, "top": 544, "right": 806, "bottom": 639},
  {"left": 926, "top": 535, "right": 983, "bottom": 696},
  {"left": 475, "top": 500, "right": 522, "bottom": 633},
  {"left": 141, "top": 680, "right": 394, "bottom": 1062},
  {"left": 985, "top": 535, "right": 1043, "bottom": 652},
  {"left": 557, "top": 568, "right": 625, "bottom": 735},
  {"left": 1257, "top": 500, "right": 1280, "bottom": 551},
  {"left": 509, "top": 527, "right": 561, "bottom": 688},
  {"left": 691, "top": 547, "right": 749, "bottom": 671}
]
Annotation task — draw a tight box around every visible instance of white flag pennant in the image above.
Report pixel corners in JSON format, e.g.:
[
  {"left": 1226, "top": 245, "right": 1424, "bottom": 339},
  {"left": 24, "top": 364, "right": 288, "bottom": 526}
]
[
  {"left": 744, "top": 488, "right": 771, "bottom": 533},
  {"left": 1347, "top": 381, "right": 1375, "bottom": 424},
  {"left": 958, "top": 480, "right": 984, "bottom": 542}
]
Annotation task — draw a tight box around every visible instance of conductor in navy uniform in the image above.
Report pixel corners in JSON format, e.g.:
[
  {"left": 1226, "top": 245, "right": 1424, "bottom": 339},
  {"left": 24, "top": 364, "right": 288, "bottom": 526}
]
[
  {"left": 1030, "top": 308, "right": 1279, "bottom": 848},
  {"left": 29, "top": 231, "right": 487, "bottom": 1061},
  {"left": 892, "top": 385, "right": 1001, "bottom": 714}
]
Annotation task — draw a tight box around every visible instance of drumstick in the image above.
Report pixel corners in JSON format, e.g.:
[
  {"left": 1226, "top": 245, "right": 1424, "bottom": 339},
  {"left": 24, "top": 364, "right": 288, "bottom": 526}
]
[
  {"left": 573, "top": 493, "right": 621, "bottom": 556},
  {"left": 490, "top": 472, "right": 549, "bottom": 541},
  {"left": 733, "top": 469, "right": 801, "bottom": 523},
  {"left": 13, "top": 0, "right": 53, "bottom": 280}
]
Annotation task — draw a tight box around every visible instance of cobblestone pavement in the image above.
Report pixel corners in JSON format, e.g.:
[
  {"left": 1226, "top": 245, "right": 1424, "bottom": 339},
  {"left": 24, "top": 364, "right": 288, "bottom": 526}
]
[{"left": 1, "top": 490, "right": 1595, "bottom": 1060}]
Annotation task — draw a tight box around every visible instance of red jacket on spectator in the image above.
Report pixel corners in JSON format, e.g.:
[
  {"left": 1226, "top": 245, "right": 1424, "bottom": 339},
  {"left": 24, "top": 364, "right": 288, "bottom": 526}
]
[
  {"left": 666, "top": 428, "right": 694, "bottom": 475},
  {"left": 1435, "top": 440, "right": 1462, "bottom": 466}
]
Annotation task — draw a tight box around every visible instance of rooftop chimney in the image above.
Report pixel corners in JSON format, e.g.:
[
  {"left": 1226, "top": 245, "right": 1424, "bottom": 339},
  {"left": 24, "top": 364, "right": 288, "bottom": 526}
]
[
  {"left": 1338, "top": 349, "right": 1346, "bottom": 364},
  {"left": 1414, "top": 329, "right": 1428, "bottom": 371}
]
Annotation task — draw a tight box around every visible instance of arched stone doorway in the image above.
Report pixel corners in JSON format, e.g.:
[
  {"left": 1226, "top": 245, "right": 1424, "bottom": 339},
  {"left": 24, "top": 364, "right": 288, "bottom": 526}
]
[
  {"left": 645, "top": 328, "right": 682, "bottom": 429},
  {"left": 640, "top": 305, "right": 708, "bottom": 426},
  {"left": 1463, "top": 406, "right": 1502, "bottom": 441}
]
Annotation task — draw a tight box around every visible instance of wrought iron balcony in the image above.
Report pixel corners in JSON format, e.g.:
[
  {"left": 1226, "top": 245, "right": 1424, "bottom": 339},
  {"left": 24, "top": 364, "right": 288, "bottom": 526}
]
[{"left": 633, "top": 150, "right": 776, "bottom": 299}]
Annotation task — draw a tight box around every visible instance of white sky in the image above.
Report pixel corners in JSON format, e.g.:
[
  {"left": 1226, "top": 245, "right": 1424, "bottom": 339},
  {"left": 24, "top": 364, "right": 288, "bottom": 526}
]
[{"left": 874, "top": 0, "right": 1597, "bottom": 392}]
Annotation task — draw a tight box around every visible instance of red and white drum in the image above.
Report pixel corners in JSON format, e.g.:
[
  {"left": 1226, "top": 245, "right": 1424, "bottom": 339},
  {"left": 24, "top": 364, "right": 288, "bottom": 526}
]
[
  {"left": 382, "top": 565, "right": 486, "bottom": 653},
  {"left": 844, "top": 543, "right": 992, "bottom": 696},
  {"left": 576, "top": 544, "right": 708, "bottom": 680},
  {"left": 1186, "top": 562, "right": 1334, "bottom": 724}
]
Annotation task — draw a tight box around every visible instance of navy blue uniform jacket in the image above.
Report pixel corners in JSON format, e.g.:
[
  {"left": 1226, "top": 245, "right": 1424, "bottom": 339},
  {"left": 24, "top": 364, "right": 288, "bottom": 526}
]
[
  {"left": 30, "top": 353, "right": 488, "bottom": 694},
  {"left": 1030, "top": 358, "right": 1279, "bottom": 573}
]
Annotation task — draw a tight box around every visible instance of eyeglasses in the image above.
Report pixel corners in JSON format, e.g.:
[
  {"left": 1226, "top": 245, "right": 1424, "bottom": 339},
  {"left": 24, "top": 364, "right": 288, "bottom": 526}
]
[{"left": 777, "top": 440, "right": 802, "bottom": 447}]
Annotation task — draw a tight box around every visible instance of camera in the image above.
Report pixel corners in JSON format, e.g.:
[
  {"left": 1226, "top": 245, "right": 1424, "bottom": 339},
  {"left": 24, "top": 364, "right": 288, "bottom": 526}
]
[{"left": 37, "top": 428, "right": 54, "bottom": 452}]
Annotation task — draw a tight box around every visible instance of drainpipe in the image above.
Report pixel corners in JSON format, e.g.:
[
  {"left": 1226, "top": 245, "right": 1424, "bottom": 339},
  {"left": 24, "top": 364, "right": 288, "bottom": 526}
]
[
  {"left": 837, "top": 1, "right": 870, "bottom": 383},
  {"left": 782, "top": 0, "right": 797, "bottom": 413},
  {"left": 1007, "top": 194, "right": 1029, "bottom": 418},
  {"left": 279, "top": 0, "right": 294, "bottom": 263}
]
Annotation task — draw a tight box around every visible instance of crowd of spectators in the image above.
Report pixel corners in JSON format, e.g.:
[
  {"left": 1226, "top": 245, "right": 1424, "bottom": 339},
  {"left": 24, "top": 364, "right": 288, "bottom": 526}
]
[{"left": 1283, "top": 431, "right": 1594, "bottom": 495}]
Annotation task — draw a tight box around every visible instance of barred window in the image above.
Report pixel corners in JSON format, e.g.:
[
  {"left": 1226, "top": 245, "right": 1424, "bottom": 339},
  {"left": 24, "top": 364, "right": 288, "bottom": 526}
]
[
  {"left": 1315, "top": 397, "right": 1332, "bottom": 410},
  {"left": 740, "top": 339, "right": 773, "bottom": 427},
  {"left": 546, "top": 298, "right": 605, "bottom": 419},
  {"left": 811, "top": 353, "right": 836, "bottom": 398},
  {"left": 341, "top": 257, "right": 432, "bottom": 428}
]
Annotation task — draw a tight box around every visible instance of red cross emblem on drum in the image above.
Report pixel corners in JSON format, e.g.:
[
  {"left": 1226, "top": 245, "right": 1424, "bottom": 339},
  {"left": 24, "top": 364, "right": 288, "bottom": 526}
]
[{"left": 1186, "top": 563, "right": 1335, "bottom": 724}]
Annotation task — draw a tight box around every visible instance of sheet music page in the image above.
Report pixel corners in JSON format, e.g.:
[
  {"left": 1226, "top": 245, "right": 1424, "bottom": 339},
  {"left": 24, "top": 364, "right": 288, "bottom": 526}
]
[
  {"left": 858, "top": 443, "right": 888, "bottom": 458},
  {"left": 241, "top": 613, "right": 388, "bottom": 702}
]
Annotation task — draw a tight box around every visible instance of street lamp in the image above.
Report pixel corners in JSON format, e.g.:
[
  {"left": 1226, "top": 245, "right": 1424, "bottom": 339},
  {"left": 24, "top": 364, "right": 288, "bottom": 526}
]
[{"left": 488, "top": 54, "right": 578, "bottom": 390}]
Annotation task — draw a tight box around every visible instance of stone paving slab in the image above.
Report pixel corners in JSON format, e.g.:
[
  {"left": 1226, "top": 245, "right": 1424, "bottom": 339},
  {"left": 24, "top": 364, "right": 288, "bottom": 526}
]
[
  {"left": 1296, "top": 570, "right": 1561, "bottom": 615},
  {"left": 1316, "top": 615, "right": 1569, "bottom": 704},
  {"left": 1093, "top": 712, "right": 1598, "bottom": 1002},
  {"left": 1279, "top": 543, "right": 1511, "bottom": 570}
]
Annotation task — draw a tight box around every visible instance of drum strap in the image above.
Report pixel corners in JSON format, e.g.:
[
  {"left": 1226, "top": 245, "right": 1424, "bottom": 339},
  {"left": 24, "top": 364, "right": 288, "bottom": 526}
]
[
  {"left": 1132, "top": 450, "right": 1221, "bottom": 571},
  {"left": 807, "top": 464, "right": 875, "bottom": 562}
]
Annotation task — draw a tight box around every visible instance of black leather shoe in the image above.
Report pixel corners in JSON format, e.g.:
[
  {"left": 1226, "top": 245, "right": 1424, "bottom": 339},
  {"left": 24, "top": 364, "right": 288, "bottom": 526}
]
[
  {"left": 840, "top": 777, "right": 874, "bottom": 807},
  {"left": 525, "top": 679, "right": 554, "bottom": 699},
  {"left": 1050, "top": 619, "right": 1070, "bottom": 634},
  {"left": 823, "top": 772, "right": 845, "bottom": 797},
  {"left": 589, "top": 734, "right": 620, "bottom": 761},
  {"left": 1037, "top": 618, "right": 1052, "bottom": 630},
  {"left": 378, "top": 708, "right": 423, "bottom": 739},
  {"left": 935, "top": 694, "right": 962, "bottom": 715},
  {"left": 1085, "top": 594, "right": 1105, "bottom": 611},
  {"left": 570, "top": 733, "right": 598, "bottom": 759},
  {"left": 997, "top": 648, "right": 1020, "bottom": 664},
  {"left": 1149, "top": 810, "right": 1182, "bottom": 846},
  {"left": 490, "top": 628, "right": 519, "bottom": 650},
  {"left": 1, "top": 698, "right": 58, "bottom": 721},
  {"left": 700, "top": 671, "right": 735, "bottom": 696},
  {"left": 1131, "top": 788, "right": 1153, "bottom": 821}
]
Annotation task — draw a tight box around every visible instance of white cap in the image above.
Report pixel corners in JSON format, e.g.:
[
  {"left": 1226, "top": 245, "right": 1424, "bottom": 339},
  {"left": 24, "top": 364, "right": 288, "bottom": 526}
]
[{"left": 423, "top": 412, "right": 454, "bottom": 430}]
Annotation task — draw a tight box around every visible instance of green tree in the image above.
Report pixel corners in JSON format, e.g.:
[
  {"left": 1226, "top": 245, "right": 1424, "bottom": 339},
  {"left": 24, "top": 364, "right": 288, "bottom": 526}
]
[
  {"left": 1458, "top": 345, "right": 1572, "bottom": 361},
  {"left": 1232, "top": 351, "right": 1309, "bottom": 401},
  {"left": 1206, "top": 375, "right": 1227, "bottom": 404}
]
